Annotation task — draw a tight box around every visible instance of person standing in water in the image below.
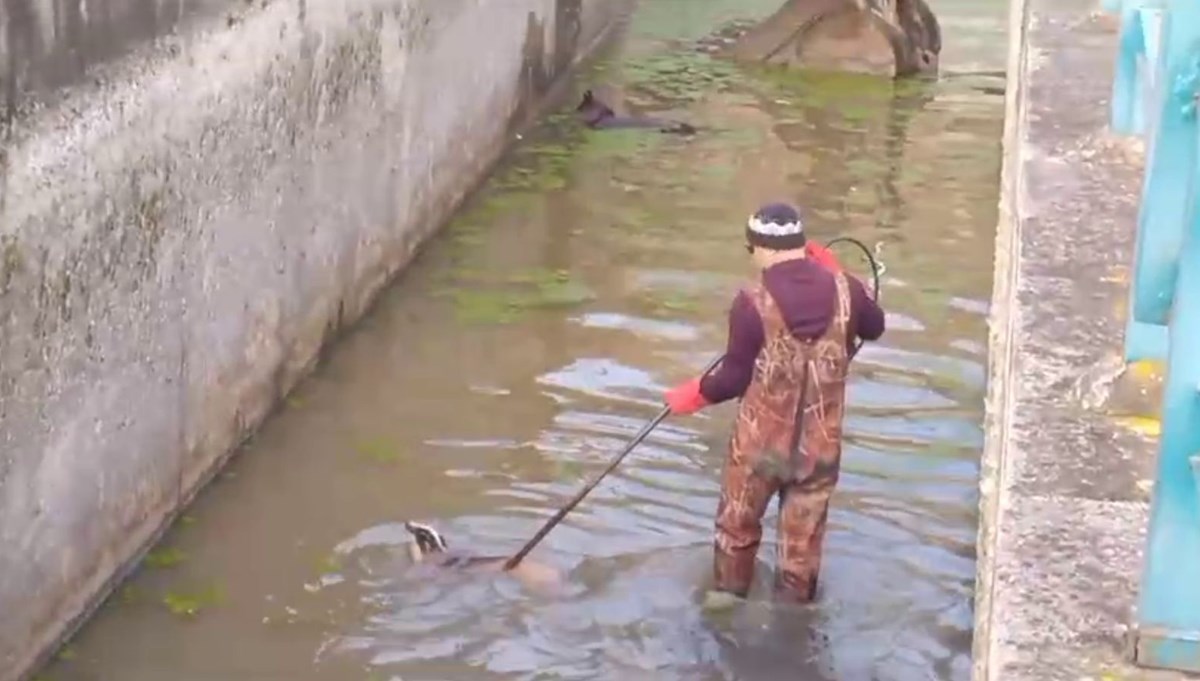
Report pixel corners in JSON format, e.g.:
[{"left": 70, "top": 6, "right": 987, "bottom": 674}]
[{"left": 664, "top": 202, "right": 886, "bottom": 603}]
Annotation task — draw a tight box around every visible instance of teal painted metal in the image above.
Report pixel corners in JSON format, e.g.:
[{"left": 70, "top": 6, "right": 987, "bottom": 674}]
[
  {"left": 1132, "top": 140, "right": 1200, "bottom": 667},
  {"left": 1121, "top": 0, "right": 1200, "bottom": 674},
  {"left": 1115, "top": 3, "right": 1170, "bottom": 361},
  {"left": 1133, "top": 628, "right": 1200, "bottom": 674},
  {"left": 1124, "top": 317, "right": 1168, "bottom": 362},
  {"left": 1128, "top": 4, "right": 1197, "bottom": 328},
  {"left": 1191, "top": 453, "right": 1200, "bottom": 498},
  {"left": 1112, "top": 1, "right": 1164, "bottom": 136}
]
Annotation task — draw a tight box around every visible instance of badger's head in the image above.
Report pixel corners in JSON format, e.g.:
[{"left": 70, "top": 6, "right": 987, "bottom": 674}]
[{"left": 404, "top": 521, "right": 448, "bottom": 562}]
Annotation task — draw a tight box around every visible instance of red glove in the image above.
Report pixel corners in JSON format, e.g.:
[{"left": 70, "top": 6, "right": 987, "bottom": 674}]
[
  {"left": 665, "top": 377, "right": 710, "bottom": 415},
  {"left": 806, "top": 241, "right": 843, "bottom": 273}
]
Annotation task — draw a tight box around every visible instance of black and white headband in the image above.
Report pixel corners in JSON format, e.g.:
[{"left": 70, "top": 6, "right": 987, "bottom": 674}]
[{"left": 746, "top": 210, "right": 807, "bottom": 250}]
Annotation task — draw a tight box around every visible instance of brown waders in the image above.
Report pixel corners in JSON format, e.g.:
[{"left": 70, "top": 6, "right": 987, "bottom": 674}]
[{"left": 712, "top": 272, "right": 852, "bottom": 602}]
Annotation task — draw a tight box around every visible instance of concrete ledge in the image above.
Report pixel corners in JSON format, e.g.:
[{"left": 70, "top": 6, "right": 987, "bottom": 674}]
[
  {"left": 973, "top": 0, "right": 1196, "bottom": 678},
  {"left": 0, "top": 1, "right": 630, "bottom": 679}
]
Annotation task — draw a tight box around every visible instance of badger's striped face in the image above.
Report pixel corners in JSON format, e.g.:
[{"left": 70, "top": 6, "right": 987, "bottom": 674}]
[{"left": 404, "top": 521, "right": 448, "bottom": 556}]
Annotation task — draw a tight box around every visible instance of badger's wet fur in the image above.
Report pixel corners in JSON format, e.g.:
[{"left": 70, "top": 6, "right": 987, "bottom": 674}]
[
  {"left": 575, "top": 90, "right": 697, "bottom": 135},
  {"left": 403, "top": 521, "right": 562, "bottom": 592}
]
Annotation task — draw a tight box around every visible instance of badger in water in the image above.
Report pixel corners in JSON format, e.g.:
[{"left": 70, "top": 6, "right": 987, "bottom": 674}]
[
  {"left": 575, "top": 90, "right": 697, "bottom": 135},
  {"left": 403, "top": 521, "right": 563, "bottom": 593}
]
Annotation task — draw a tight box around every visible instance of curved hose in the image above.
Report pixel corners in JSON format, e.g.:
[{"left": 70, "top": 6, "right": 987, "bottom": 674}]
[
  {"left": 824, "top": 236, "right": 883, "bottom": 301},
  {"left": 824, "top": 237, "right": 884, "bottom": 358}
]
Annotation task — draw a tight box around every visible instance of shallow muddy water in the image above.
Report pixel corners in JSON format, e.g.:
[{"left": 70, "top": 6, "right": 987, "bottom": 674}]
[{"left": 41, "top": 1, "right": 1007, "bottom": 679}]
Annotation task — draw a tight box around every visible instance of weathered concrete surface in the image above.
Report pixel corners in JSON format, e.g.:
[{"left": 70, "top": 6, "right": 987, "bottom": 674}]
[
  {"left": 974, "top": 0, "right": 1199, "bottom": 678},
  {"left": 0, "top": 1, "right": 631, "bottom": 679},
  {"left": 2, "top": 0, "right": 229, "bottom": 112}
]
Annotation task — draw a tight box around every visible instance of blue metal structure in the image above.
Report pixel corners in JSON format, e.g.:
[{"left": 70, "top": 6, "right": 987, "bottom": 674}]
[
  {"left": 1109, "top": 0, "right": 1200, "bottom": 672},
  {"left": 1112, "top": 0, "right": 1171, "bottom": 361}
]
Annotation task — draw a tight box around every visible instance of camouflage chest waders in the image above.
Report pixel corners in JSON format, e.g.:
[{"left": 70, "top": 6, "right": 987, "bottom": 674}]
[{"left": 712, "top": 272, "right": 852, "bottom": 602}]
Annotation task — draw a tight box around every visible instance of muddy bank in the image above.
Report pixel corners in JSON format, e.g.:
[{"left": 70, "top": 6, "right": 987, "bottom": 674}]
[{"left": 0, "top": 1, "right": 631, "bottom": 678}]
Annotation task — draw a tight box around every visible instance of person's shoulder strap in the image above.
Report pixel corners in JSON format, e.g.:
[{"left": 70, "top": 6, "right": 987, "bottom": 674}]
[{"left": 827, "top": 272, "right": 854, "bottom": 342}]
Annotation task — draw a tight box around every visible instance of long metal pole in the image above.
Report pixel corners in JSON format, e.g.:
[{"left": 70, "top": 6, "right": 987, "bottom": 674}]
[{"left": 503, "top": 356, "right": 723, "bottom": 571}]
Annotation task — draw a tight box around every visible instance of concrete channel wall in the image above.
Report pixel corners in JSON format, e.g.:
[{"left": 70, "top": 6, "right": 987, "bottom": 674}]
[
  {"left": 0, "top": 0, "right": 630, "bottom": 677},
  {"left": 972, "top": 0, "right": 1196, "bottom": 677}
]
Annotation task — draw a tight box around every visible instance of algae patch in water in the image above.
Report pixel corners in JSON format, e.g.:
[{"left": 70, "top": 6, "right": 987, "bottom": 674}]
[
  {"left": 315, "top": 553, "right": 343, "bottom": 576},
  {"left": 842, "top": 189, "right": 879, "bottom": 211},
  {"left": 119, "top": 585, "right": 141, "bottom": 604},
  {"left": 492, "top": 140, "right": 576, "bottom": 193},
  {"left": 576, "top": 127, "right": 667, "bottom": 163},
  {"left": 163, "top": 583, "right": 224, "bottom": 618},
  {"left": 508, "top": 269, "right": 596, "bottom": 307},
  {"left": 637, "top": 291, "right": 702, "bottom": 318},
  {"left": 355, "top": 437, "right": 403, "bottom": 464},
  {"left": 144, "top": 547, "right": 188, "bottom": 569},
  {"left": 516, "top": 277, "right": 596, "bottom": 310},
  {"left": 751, "top": 66, "right": 931, "bottom": 129},
  {"left": 443, "top": 268, "right": 596, "bottom": 325},
  {"left": 442, "top": 187, "right": 542, "bottom": 256},
  {"left": 621, "top": 52, "right": 740, "bottom": 104},
  {"left": 493, "top": 162, "right": 569, "bottom": 193},
  {"left": 552, "top": 458, "right": 587, "bottom": 482},
  {"left": 757, "top": 67, "right": 914, "bottom": 104},
  {"left": 698, "top": 163, "right": 737, "bottom": 181},
  {"left": 845, "top": 156, "right": 891, "bottom": 181},
  {"left": 449, "top": 290, "right": 526, "bottom": 325},
  {"left": 625, "top": 0, "right": 782, "bottom": 42},
  {"left": 711, "top": 125, "right": 767, "bottom": 150}
]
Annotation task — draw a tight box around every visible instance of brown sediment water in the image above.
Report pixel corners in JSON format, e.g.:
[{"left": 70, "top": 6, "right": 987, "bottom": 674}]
[{"left": 40, "top": 1, "right": 1007, "bottom": 679}]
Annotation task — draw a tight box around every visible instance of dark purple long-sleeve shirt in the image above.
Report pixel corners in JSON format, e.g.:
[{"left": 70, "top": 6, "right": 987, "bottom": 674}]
[{"left": 699, "top": 258, "right": 885, "bottom": 404}]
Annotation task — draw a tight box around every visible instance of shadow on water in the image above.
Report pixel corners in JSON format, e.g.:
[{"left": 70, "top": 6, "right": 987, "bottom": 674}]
[{"left": 40, "top": 1, "right": 1006, "bottom": 680}]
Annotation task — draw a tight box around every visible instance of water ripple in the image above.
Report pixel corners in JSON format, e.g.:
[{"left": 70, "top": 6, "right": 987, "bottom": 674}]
[{"left": 41, "top": 5, "right": 1000, "bottom": 677}]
